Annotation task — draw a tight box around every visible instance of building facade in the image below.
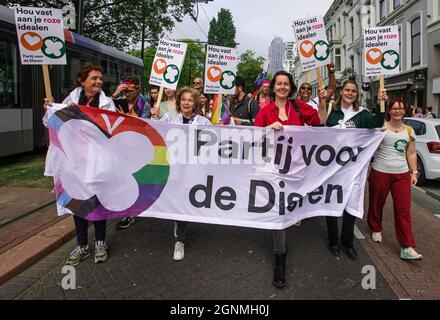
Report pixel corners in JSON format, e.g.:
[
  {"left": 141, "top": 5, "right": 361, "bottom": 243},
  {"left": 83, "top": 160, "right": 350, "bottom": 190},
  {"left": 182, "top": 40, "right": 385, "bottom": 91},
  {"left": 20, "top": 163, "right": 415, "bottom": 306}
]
[
  {"left": 427, "top": 0, "right": 440, "bottom": 114},
  {"left": 283, "top": 41, "right": 296, "bottom": 75},
  {"left": 267, "top": 37, "right": 285, "bottom": 76},
  {"left": 307, "top": 0, "right": 434, "bottom": 113}
]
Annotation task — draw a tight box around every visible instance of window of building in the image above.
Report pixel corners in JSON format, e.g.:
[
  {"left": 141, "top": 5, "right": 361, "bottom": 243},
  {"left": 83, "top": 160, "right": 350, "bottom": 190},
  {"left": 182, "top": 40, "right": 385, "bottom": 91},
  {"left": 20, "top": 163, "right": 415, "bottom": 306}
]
[
  {"left": 411, "top": 17, "right": 421, "bottom": 66},
  {"left": 380, "top": 0, "right": 386, "bottom": 19},
  {"left": 335, "top": 48, "right": 341, "bottom": 71},
  {"left": 338, "top": 18, "right": 341, "bottom": 38},
  {"left": 393, "top": 0, "right": 401, "bottom": 10},
  {"left": 0, "top": 38, "right": 20, "bottom": 108},
  {"left": 350, "top": 55, "right": 355, "bottom": 71},
  {"left": 350, "top": 18, "right": 354, "bottom": 42}
]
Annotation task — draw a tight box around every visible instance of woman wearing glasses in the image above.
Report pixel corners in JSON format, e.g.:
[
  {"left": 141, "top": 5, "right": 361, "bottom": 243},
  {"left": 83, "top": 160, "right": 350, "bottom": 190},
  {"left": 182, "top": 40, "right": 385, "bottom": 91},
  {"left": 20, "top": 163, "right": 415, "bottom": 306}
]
[
  {"left": 367, "top": 98, "right": 422, "bottom": 260},
  {"left": 296, "top": 64, "right": 336, "bottom": 110}
]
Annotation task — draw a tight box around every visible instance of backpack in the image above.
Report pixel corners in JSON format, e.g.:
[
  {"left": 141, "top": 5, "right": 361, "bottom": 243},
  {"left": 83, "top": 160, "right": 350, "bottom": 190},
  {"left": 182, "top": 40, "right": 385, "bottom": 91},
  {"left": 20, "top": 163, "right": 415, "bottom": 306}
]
[{"left": 247, "top": 98, "right": 257, "bottom": 125}]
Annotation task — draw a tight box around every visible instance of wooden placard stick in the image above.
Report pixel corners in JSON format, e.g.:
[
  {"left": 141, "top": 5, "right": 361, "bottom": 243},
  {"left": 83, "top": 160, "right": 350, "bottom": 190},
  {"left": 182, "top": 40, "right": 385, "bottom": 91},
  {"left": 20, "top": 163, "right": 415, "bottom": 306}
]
[
  {"left": 42, "top": 65, "right": 52, "bottom": 100},
  {"left": 379, "top": 75, "right": 385, "bottom": 113},
  {"left": 153, "top": 86, "right": 164, "bottom": 118}
]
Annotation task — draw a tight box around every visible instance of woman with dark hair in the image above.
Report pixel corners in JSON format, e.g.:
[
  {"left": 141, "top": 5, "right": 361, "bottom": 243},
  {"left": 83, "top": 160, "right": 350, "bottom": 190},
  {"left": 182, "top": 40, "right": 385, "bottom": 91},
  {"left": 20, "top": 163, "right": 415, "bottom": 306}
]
[
  {"left": 254, "top": 70, "right": 328, "bottom": 288},
  {"left": 325, "top": 79, "right": 388, "bottom": 260},
  {"left": 199, "top": 92, "right": 212, "bottom": 119},
  {"left": 43, "top": 63, "right": 115, "bottom": 266},
  {"left": 161, "top": 87, "right": 211, "bottom": 261},
  {"left": 367, "top": 98, "right": 422, "bottom": 260}
]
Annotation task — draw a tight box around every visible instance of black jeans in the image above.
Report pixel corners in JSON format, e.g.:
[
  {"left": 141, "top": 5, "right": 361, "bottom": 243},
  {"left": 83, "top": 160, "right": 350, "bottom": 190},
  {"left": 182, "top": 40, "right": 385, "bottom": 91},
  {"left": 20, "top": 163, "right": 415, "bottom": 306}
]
[
  {"left": 73, "top": 215, "right": 107, "bottom": 246},
  {"left": 326, "top": 210, "right": 356, "bottom": 247}
]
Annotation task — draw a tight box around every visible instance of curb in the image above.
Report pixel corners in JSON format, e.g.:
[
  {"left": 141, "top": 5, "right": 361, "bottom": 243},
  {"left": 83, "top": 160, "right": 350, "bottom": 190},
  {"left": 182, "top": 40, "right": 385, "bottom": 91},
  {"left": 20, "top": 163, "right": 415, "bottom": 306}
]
[
  {"left": 0, "top": 215, "right": 75, "bottom": 285},
  {"left": 0, "top": 200, "right": 56, "bottom": 228},
  {"left": 426, "top": 190, "right": 440, "bottom": 202},
  {"left": 413, "top": 186, "right": 440, "bottom": 203}
]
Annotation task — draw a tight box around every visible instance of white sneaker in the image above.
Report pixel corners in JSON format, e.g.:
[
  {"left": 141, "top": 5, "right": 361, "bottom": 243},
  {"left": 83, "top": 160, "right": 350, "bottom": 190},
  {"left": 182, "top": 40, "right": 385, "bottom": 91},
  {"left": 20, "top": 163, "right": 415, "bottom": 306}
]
[
  {"left": 173, "top": 241, "right": 185, "bottom": 261},
  {"left": 372, "top": 232, "right": 382, "bottom": 243},
  {"left": 400, "top": 247, "right": 423, "bottom": 260}
]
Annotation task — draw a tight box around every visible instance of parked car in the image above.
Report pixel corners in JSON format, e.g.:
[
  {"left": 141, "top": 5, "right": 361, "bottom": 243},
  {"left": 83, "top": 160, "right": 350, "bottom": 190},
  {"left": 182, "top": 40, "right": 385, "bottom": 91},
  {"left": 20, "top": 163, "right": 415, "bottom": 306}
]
[{"left": 403, "top": 117, "right": 440, "bottom": 185}]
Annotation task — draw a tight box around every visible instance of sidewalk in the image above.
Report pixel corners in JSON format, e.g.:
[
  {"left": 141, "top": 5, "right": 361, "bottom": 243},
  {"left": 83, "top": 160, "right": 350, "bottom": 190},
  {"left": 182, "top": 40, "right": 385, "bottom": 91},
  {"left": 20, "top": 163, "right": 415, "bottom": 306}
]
[
  {"left": 357, "top": 191, "right": 440, "bottom": 299},
  {"left": 0, "top": 187, "right": 75, "bottom": 284}
]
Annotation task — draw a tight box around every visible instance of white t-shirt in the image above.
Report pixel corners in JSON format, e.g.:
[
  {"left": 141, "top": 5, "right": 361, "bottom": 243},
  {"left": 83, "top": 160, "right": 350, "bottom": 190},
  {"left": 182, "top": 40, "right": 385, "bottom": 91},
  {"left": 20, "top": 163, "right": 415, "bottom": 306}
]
[
  {"left": 372, "top": 125, "right": 416, "bottom": 174},
  {"left": 306, "top": 97, "right": 319, "bottom": 110}
]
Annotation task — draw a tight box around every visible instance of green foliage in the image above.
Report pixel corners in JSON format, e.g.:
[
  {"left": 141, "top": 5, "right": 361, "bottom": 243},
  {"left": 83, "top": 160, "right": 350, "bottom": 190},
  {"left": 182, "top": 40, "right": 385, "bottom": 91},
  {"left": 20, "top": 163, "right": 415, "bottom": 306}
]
[
  {"left": 178, "top": 40, "right": 206, "bottom": 88},
  {"left": 130, "top": 40, "right": 205, "bottom": 92},
  {"left": 237, "top": 50, "right": 266, "bottom": 94},
  {"left": 207, "top": 8, "right": 236, "bottom": 48},
  {"left": 1, "top": 0, "right": 195, "bottom": 51},
  {"left": 0, "top": 153, "right": 52, "bottom": 188}
]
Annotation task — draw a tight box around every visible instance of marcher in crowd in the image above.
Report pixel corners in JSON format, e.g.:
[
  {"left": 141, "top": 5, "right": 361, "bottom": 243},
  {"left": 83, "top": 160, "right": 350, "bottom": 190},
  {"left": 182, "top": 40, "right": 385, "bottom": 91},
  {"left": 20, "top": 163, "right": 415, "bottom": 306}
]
[
  {"left": 149, "top": 85, "right": 160, "bottom": 107},
  {"left": 111, "top": 74, "right": 150, "bottom": 229},
  {"left": 199, "top": 92, "right": 212, "bottom": 119},
  {"left": 230, "top": 76, "right": 260, "bottom": 125},
  {"left": 111, "top": 74, "right": 151, "bottom": 119},
  {"left": 423, "top": 106, "right": 436, "bottom": 118},
  {"left": 254, "top": 70, "right": 328, "bottom": 288},
  {"left": 256, "top": 79, "right": 271, "bottom": 109},
  {"left": 367, "top": 98, "right": 422, "bottom": 260},
  {"left": 325, "top": 79, "right": 388, "bottom": 260},
  {"left": 296, "top": 63, "right": 336, "bottom": 110},
  {"left": 43, "top": 63, "right": 116, "bottom": 266},
  {"left": 193, "top": 77, "right": 204, "bottom": 94},
  {"left": 151, "top": 88, "right": 177, "bottom": 119},
  {"left": 161, "top": 87, "right": 211, "bottom": 261}
]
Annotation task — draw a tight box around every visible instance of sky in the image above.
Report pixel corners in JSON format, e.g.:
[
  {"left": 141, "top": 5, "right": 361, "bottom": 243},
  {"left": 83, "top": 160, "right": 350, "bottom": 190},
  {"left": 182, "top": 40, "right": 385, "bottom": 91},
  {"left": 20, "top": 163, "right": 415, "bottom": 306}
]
[{"left": 167, "top": 0, "right": 334, "bottom": 61}]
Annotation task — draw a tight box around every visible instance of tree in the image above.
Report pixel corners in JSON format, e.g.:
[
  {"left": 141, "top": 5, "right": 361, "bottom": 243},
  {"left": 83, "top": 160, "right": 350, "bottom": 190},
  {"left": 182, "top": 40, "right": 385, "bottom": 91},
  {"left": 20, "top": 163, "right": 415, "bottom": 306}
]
[
  {"left": 207, "top": 8, "right": 236, "bottom": 48},
  {"left": 237, "top": 50, "right": 265, "bottom": 94},
  {"left": 130, "top": 40, "right": 205, "bottom": 91},
  {"left": 1, "top": 0, "right": 195, "bottom": 51}
]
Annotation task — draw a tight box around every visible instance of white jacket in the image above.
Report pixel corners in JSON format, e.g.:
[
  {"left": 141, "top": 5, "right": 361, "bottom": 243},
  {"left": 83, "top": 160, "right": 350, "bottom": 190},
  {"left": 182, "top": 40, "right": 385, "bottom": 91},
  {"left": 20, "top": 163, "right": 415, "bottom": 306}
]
[
  {"left": 161, "top": 111, "right": 211, "bottom": 125},
  {"left": 43, "top": 87, "right": 116, "bottom": 127}
]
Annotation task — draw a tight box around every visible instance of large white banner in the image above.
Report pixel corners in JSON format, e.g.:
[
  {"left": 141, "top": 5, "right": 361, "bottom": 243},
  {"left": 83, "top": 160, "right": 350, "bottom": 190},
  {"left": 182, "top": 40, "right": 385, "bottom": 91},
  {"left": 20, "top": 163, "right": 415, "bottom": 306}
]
[{"left": 46, "top": 106, "right": 384, "bottom": 230}]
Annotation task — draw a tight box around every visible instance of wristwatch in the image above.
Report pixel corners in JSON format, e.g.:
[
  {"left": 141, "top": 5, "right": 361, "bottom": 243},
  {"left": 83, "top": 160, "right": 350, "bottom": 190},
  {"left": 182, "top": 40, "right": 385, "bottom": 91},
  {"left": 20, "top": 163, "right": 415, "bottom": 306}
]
[{"left": 410, "top": 170, "right": 419, "bottom": 175}]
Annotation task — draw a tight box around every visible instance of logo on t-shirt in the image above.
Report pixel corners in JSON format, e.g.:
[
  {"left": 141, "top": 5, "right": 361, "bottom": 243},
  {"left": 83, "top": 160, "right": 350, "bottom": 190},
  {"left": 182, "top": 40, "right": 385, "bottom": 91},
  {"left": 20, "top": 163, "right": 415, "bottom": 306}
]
[
  {"left": 344, "top": 120, "right": 356, "bottom": 128},
  {"left": 394, "top": 139, "right": 407, "bottom": 154}
]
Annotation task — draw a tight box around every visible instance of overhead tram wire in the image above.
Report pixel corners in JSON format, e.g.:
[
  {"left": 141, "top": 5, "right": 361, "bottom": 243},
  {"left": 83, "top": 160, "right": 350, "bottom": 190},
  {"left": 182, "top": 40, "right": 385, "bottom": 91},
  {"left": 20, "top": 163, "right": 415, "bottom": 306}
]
[{"left": 200, "top": 4, "right": 211, "bottom": 23}]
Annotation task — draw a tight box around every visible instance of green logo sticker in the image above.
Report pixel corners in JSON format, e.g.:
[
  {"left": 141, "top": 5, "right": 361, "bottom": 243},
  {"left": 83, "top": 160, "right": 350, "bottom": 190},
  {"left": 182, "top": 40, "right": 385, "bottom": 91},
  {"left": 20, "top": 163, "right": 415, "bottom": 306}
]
[
  {"left": 381, "top": 50, "right": 400, "bottom": 70},
  {"left": 313, "top": 40, "right": 330, "bottom": 61},
  {"left": 41, "top": 36, "right": 66, "bottom": 59},
  {"left": 394, "top": 139, "right": 407, "bottom": 153},
  {"left": 220, "top": 70, "right": 236, "bottom": 90},
  {"left": 163, "top": 64, "right": 180, "bottom": 84}
]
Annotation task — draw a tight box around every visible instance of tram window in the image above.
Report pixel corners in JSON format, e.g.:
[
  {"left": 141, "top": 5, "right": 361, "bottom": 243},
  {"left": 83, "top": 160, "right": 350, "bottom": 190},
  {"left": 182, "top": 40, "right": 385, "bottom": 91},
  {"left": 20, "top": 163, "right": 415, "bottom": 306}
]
[
  {"left": 61, "top": 55, "right": 81, "bottom": 99},
  {"left": 101, "top": 59, "right": 108, "bottom": 74},
  {"left": 0, "top": 39, "right": 20, "bottom": 108}
]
